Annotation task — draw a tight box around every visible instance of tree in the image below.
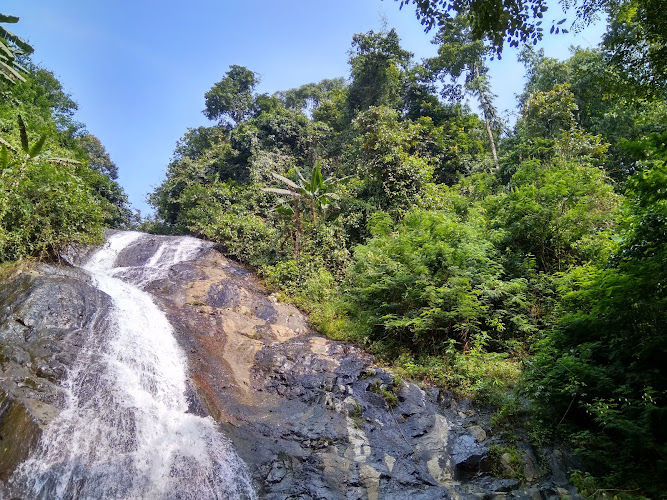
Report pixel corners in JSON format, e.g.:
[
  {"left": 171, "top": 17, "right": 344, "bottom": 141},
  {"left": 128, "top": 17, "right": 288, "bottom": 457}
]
[
  {"left": 263, "top": 162, "right": 340, "bottom": 259},
  {"left": 346, "top": 208, "right": 534, "bottom": 354},
  {"left": 347, "top": 29, "right": 413, "bottom": 116},
  {"left": 275, "top": 78, "right": 346, "bottom": 115},
  {"left": 76, "top": 134, "right": 118, "bottom": 180},
  {"left": 203, "top": 65, "right": 260, "bottom": 126},
  {"left": 395, "top": 0, "right": 553, "bottom": 55},
  {"left": 603, "top": 0, "right": 667, "bottom": 94},
  {"left": 519, "top": 83, "right": 578, "bottom": 139},
  {"left": 0, "top": 14, "right": 33, "bottom": 83},
  {"left": 515, "top": 45, "right": 667, "bottom": 182},
  {"left": 498, "top": 159, "right": 618, "bottom": 272},
  {"left": 394, "top": 0, "right": 622, "bottom": 55},
  {"left": 0, "top": 117, "right": 104, "bottom": 260},
  {"left": 428, "top": 15, "right": 501, "bottom": 169},
  {"left": 349, "top": 106, "right": 433, "bottom": 213},
  {"left": 524, "top": 158, "right": 667, "bottom": 496}
]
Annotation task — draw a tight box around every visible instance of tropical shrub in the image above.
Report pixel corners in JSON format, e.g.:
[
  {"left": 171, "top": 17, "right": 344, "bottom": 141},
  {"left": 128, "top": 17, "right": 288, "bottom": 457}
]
[{"left": 345, "top": 209, "right": 535, "bottom": 355}]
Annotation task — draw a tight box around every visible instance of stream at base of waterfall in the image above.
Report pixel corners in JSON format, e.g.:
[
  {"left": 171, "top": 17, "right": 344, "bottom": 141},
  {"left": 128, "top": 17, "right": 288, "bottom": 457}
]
[{"left": 10, "top": 231, "right": 256, "bottom": 500}]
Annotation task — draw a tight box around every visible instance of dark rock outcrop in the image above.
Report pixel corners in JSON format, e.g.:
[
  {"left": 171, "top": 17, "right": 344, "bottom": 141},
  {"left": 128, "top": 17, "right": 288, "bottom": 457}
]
[
  {"left": 127, "top": 238, "right": 581, "bottom": 500},
  {"left": 0, "top": 264, "right": 112, "bottom": 482},
  {"left": 0, "top": 234, "right": 582, "bottom": 499}
]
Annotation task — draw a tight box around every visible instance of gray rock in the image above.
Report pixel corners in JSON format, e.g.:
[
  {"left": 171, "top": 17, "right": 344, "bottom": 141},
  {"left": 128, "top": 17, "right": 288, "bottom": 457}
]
[
  {"left": 0, "top": 232, "right": 585, "bottom": 500},
  {"left": 468, "top": 425, "right": 487, "bottom": 443},
  {"left": 0, "top": 265, "right": 112, "bottom": 481}
]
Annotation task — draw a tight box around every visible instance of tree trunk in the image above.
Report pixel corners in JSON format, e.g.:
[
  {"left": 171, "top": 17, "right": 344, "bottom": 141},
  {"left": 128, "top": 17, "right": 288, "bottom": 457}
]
[{"left": 474, "top": 64, "right": 499, "bottom": 170}]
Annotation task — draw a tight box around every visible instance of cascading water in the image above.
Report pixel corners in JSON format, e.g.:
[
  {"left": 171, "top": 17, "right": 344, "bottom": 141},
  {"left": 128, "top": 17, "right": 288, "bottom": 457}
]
[{"left": 11, "top": 231, "right": 256, "bottom": 500}]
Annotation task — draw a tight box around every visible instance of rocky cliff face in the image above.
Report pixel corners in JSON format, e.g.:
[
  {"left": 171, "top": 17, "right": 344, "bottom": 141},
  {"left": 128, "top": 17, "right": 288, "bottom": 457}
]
[
  {"left": 0, "top": 264, "right": 112, "bottom": 495},
  {"left": 0, "top": 233, "right": 581, "bottom": 499}
]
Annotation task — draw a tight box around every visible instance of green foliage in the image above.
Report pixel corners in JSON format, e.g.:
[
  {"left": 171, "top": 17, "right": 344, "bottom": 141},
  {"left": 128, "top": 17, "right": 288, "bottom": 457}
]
[
  {"left": 0, "top": 13, "right": 33, "bottom": 83},
  {"left": 196, "top": 212, "right": 278, "bottom": 268},
  {"left": 349, "top": 106, "right": 434, "bottom": 213},
  {"left": 394, "top": 342, "right": 522, "bottom": 404},
  {"left": 488, "top": 444, "right": 526, "bottom": 482},
  {"left": 523, "top": 160, "right": 667, "bottom": 496},
  {"left": 276, "top": 78, "right": 346, "bottom": 115},
  {"left": 261, "top": 257, "right": 337, "bottom": 317},
  {"left": 396, "top": 0, "right": 550, "bottom": 54},
  {"left": 264, "top": 161, "right": 341, "bottom": 224},
  {"left": 75, "top": 133, "right": 118, "bottom": 179},
  {"left": 262, "top": 162, "right": 348, "bottom": 266},
  {"left": 519, "top": 83, "right": 578, "bottom": 139},
  {"left": 497, "top": 159, "right": 619, "bottom": 272},
  {"left": 413, "top": 111, "right": 487, "bottom": 185},
  {"left": 367, "top": 378, "right": 400, "bottom": 409},
  {"left": 345, "top": 209, "right": 535, "bottom": 354},
  {"left": 428, "top": 15, "right": 501, "bottom": 167},
  {"left": 0, "top": 51, "right": 132, "bottom": 234},
  {"left": 148, "top": 23, "right": 667, "bottom": 495},
  {"left": 347, "top": 29, "right": 412, "bottom": 116},
  {"left": 604, "top": 0, "right": 667, "bottom": 95},
  {"left": 0, "top": 157, "right": 103, "bottom": 261},
  {"left": 172, "top": 181, "right": 277, "bottom": 267},
  {"left": 516, "top": 46, "right": 667, "bottom": 183},
  {"left": 203, "top": 65, "right": 260, "bottom": 126}
]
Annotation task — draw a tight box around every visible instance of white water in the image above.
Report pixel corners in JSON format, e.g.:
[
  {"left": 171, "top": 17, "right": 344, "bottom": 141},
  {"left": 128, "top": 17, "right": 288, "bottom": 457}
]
[{"left": 11, "top": 232, "right": 256, "bottom": 499}]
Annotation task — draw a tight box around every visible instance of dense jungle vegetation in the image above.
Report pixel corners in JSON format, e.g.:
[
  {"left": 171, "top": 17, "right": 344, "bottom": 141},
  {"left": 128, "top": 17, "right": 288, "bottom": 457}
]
[
  {"left": 0, "top": 14, "right": 132, "bottom": 263},
  {"left": 2, "top": 2, "right": 666, "bottom": 497}
]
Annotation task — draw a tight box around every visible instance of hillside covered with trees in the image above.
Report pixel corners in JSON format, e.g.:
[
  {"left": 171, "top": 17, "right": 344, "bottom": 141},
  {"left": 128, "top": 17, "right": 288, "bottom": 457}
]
[
  {"left": 147, "top": 3, "right": 667, "bottom": 497},
  {"left": 0, "top": 13, "right": 132, "bottom": 263}
]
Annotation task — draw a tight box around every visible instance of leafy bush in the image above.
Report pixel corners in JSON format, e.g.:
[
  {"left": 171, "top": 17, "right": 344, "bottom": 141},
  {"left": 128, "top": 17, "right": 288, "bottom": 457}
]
[
  {"left": 395, "top": 339, "right": 522, "bottom": 404},
  {"left": 345, "top": 209, "right": 535, "bottom": 355},
  {"left": 260, "top": 256, "right": 343, "bottom": 337},
  {"left": 0, "top": 159, "right": 103, "bottom": 261},
  {"left": 189, "top": 210, "right": 278, "bottom": 268},
  {"left": 261, "top": 257, "right": 335, "bottom": 305},
  {"left": 523, "top": 160, "right": 667, "bottom": 496},
  {"left": 496, "top": 159, "right": 619, "bottom": 272}
]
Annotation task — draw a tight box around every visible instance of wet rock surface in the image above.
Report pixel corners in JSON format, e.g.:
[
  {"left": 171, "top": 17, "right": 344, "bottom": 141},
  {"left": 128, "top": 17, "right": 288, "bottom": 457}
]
[
  {"left": 0, "top": 233, "right": 582, "bottom": 499},
  {"left": 0, "top": 264, "right": 112, "bottom": 482}
]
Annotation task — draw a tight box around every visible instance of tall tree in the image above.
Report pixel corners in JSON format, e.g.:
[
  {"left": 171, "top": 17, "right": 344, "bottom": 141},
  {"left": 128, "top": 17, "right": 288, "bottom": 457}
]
[
  {"left": 203, "top": 65, "right": 260, "bottom": 126},
  {"left": 276, "top": 78, "right": 346, "bottom": 115},
  {"left": 428, "top": 16, "right": 501, "bottom": 169},
  {"left": 76, "top": 133, "right": 119, "bottom": 180},
  {"left": 347, "top": 29, "right": 413, "bottom": 116},
  {"left": 524, "top": 158, "right": 667, "bottom": 496}
]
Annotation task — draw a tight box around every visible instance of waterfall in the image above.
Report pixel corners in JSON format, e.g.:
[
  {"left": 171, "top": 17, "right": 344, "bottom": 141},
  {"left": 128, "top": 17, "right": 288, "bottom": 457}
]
[{"left": 11, "top": 232, "right": 256, "bottom": 500}]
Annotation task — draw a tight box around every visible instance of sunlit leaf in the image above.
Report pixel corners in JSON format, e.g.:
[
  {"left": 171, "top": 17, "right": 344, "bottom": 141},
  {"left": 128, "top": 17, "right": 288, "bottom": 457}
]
[
  {"left": 0, "top": 14, "right": 20, "bottom": 23},
  {"left": 270, "top": 172, "right": 299, "bottom": 189},
  {"left": 0, "top": 145, "right": 8, "bottom": 168},
  {"left": 0, "top": 25, "right": 34, "bottom": 55},
  {"left": 262, "top": 187, "right": 297, "bottom": 196},
  {"left": 0, "top": 60, "right": 26, "bottom": 82},
  {"left": 46, "top": 157, "right": 81, "bottom": 166}
]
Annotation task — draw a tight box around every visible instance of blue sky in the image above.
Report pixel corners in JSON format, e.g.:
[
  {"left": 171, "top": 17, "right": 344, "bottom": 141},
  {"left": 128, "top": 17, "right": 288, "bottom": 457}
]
[{"left": 4, "top": 1, "right": 606, "bottom": 214}]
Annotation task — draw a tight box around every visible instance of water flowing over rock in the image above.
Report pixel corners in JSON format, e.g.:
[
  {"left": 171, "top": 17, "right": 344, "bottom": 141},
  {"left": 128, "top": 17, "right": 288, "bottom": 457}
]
[
  {"left": 3, "top": 232, "right": 254, "bottom": 499},
  {"left": 0, "top": 231, "right": 581, "bottom": 499}
]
